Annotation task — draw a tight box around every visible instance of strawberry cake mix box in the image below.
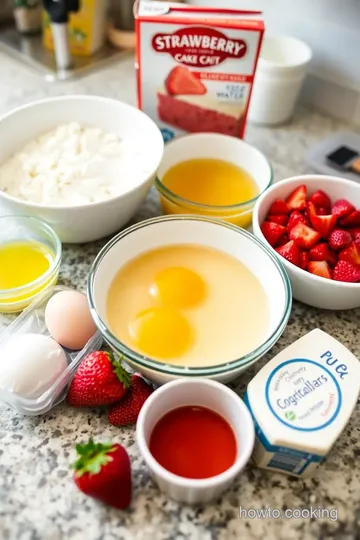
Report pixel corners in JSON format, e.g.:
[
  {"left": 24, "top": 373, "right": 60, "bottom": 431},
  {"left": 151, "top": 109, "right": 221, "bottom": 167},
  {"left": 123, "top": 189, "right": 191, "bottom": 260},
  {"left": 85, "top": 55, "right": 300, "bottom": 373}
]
[{"left": 135, "top": 1, "right": 264, "bottom": 141}]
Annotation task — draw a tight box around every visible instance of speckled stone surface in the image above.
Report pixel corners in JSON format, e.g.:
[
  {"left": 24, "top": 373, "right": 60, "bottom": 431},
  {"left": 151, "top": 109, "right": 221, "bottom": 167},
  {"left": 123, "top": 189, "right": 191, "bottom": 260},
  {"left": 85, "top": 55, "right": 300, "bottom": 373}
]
[{"left": 0, "top": 52, "right": 360, "bottom": 540}]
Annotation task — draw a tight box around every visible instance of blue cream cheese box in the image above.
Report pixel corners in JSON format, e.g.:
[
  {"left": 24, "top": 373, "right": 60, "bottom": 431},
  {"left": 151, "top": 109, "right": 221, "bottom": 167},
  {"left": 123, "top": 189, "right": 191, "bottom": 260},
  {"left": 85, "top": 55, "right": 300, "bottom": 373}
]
[{"left": 244, "top": 329, "right": 360, "bottom": 477}]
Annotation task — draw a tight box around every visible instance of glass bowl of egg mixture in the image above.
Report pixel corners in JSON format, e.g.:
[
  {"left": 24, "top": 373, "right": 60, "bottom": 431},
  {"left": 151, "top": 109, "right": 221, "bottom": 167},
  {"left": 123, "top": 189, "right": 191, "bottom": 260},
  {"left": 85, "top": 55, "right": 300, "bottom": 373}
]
[
  {"left": 155, "top": 133, "right": 273, "bottom": 229},
  {"left": 88, "top": 215, "right": 292, "bottom": 385},
  {"left": 0, "top": 215, "right": 61, "bottom": 313}
]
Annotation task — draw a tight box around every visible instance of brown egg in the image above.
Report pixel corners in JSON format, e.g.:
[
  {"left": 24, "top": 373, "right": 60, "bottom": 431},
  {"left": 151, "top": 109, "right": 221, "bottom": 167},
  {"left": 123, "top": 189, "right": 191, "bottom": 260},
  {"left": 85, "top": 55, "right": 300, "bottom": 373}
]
[{"left": 45, "top": 290, "right": 97, "bottom": 350}]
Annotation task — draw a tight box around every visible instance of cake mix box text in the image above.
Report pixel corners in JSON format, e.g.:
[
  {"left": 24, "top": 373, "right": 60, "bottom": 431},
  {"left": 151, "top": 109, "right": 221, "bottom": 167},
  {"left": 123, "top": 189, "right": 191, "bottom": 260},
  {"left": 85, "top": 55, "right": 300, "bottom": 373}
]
[{"left": 135, "top": 1, "right": 264, "bottom": 141}]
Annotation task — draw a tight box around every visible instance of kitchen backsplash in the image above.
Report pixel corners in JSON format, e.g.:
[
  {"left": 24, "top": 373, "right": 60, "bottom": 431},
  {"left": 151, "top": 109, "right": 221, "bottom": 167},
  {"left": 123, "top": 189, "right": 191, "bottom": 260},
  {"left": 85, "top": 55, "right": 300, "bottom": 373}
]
[{"left": 190, "top": 0, "right": 360, "bottom": 127}]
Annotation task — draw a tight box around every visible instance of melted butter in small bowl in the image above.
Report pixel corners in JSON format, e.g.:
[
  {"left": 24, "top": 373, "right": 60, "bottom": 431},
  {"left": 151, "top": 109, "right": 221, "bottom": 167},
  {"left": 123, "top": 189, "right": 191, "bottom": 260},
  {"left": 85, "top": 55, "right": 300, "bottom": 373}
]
[
  {"left": 155, "top": 133, "right": 273, "bottom": 229},
  {"left": 0, "top": 216, "right": 61, "bottom": 313}
]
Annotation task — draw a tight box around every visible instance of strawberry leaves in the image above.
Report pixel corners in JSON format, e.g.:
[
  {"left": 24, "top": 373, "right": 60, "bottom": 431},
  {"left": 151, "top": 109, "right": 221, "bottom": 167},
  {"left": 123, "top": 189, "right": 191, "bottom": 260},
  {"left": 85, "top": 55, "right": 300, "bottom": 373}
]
[{"left": 73, "top": 440, "right": 116, "bottom": 477}]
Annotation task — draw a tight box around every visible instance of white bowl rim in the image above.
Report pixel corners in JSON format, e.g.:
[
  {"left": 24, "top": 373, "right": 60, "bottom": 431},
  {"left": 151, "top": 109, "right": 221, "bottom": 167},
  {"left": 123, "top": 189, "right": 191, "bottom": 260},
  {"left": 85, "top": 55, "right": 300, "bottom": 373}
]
[
  {"left": 87, "top": 214, "right": 292, "bottom": 376},
  {"left": 0, "top": 95, "right": 164, "bottom": 210},
  {"left": 136, "top": 378, "right": 255, "bottom": 488},
  {"left": 155, "top": 132, "right": 274, "bottom": 210},
  {"left": 253, "top": 174, "right": 360, "bottom": 288},
  {"left": 258, "top": 34, "right": 313, "bottom": 69}
]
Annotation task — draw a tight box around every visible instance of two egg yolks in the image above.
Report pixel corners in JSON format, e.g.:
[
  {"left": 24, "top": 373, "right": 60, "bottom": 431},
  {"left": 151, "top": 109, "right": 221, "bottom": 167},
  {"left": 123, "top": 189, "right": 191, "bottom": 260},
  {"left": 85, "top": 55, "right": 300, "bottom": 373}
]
[{"left": 129, "top": 267, "right": 206, "bottom": 359}]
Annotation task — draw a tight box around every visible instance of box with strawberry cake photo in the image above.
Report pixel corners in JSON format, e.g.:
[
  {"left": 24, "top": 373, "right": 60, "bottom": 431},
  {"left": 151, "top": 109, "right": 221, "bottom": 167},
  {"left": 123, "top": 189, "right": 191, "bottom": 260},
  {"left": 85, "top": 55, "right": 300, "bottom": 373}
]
[{"left": 135, "top": 1, "right": 264, "bottom": 141}]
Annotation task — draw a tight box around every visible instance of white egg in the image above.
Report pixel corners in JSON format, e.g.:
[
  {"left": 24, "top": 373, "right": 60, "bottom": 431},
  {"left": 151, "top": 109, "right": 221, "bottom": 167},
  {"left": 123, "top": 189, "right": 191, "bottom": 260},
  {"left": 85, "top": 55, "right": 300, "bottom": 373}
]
[{"left": 0, "top": 333, "right": 68, "bottom": 399}]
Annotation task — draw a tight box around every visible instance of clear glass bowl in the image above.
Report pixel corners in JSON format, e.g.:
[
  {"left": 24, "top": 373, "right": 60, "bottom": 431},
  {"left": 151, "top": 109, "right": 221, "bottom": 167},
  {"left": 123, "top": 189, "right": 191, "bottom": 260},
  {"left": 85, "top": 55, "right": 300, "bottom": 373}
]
[
  {"left": 155, "top": 133, "right": 273, "bottom": 229},
  {"left": 87, "top": 215, "right": 292, "bottom": 383},
  {"left": 0, "top": 215, "right": 61, "bottom": 313}
]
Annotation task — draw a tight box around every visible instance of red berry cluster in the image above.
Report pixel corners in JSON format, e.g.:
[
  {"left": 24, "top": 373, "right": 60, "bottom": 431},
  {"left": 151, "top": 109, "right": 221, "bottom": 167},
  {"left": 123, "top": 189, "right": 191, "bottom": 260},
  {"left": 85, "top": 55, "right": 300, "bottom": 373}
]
[{"left": 261, "top": 185, "right": 360, "bottom": 283}]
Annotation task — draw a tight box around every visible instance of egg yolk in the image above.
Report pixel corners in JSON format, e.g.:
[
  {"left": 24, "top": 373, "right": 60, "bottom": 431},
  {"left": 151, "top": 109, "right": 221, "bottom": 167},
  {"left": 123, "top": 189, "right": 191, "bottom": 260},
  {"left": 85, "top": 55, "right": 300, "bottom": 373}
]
[
  {"left": 129, "top": 307, "right": 194, "bottom": 359},
  {"left": 149, "top": 266, "right": 206, "bottom": 309}
]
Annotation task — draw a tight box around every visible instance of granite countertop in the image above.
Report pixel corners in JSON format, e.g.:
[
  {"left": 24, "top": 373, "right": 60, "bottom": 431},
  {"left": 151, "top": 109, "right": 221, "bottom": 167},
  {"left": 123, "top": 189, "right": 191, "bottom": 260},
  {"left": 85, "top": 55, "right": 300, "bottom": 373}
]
[{"left": 1, "top": 52, "right": 360, "bottom": 540}]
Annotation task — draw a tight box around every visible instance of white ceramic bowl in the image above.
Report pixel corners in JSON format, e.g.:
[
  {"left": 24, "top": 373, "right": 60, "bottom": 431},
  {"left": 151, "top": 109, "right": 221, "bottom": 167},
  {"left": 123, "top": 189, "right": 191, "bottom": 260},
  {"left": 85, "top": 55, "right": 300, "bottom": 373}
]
[
  {"left": 136, "top": 379, "right": 255, "bottom": 504},
  {"left": 0, "top": 96, "right": 164, "bottom": 243},
  {"left": 252, "top": 174, "right": 360, "bottom": 310},
  {"left": 155, "top": 132, "right": 273, "bottom": 229},
  {"left": 88, "top": 215, "right": 292, "bottom": 385},
  {"left": 248, "top": 35, "right": 312, "bottom": 126}
]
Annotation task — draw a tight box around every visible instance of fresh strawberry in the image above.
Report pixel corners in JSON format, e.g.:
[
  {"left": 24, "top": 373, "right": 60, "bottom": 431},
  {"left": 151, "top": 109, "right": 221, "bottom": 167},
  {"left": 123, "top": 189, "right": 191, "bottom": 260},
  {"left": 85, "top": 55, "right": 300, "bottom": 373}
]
[
  {"left": 331, "top": 199, "right": 355, "bottom": 219},
  {"left": 275, "top": 240, "right": 301, "bottom": 267},
  {"left": 306, "top": 200, "right": 317, "bottom": 221},
  {"left": 307, "top": 202, "right": 337, "bottom": 238},
  {"left": 278, "top": 234, "right": 289, "bottom": 246},
  {"left": 334, "top": 260, "right": 360, "bottom": 283},
  {"left": 299, "top": 251, "right": 309, "bottom": 270},
  {"left": 108, "top": 374, "right": 153, "bottom": 426},
  {"left": 261, "top": 221, "right": 287, "bottom": 247},
  {"left": 349, "top": 227, "right": 360, "bottom": 241},
  {"left": 286, "top": 185, "right": 307, "bottom": 211},
  {"left": 289, "top": 222, "right": 320, "bottom": 249},
  {"left": 268, "top": 199, "right": 290, "bottom": 215},
  {"left": 165, "top": 66, "right": 207, "bottom": 96},
  {"left": 268, "top": 214, "right": 288, "bottom": 226},
  {"left": 316, "top": 206, "right": 329, "bottom": 216},
  {"left": 327, "top": 250, "right": 338, "bottom": 267},
  {"left": 339, "top": 241, "right": 360, "bottom": 266},
  {"left": 328, "top": 228, "right": 352, "bottom": 251},
  {"left": 309, "top": 242, "right": 330, "bottom": 262},
  {"left": 309, "top": 243, "right": 338, "bottom": 266},
  {"left": 287, "top": 211, "right": 309, "bottom": 232},
  {"left": 67, "top": 351, "right": 131, "bottom": 407},
  {"left": 339, "top": 210, "right": 360, "bottom": 228},
  {"left": 308, "top": 261, "right": 333, "bottom": 280},
  {"left": 309, "top": 190, "right": 331, "bottom": 211},
  {"left": 72, "top": 439, "right": 131, "bottom": 509}
]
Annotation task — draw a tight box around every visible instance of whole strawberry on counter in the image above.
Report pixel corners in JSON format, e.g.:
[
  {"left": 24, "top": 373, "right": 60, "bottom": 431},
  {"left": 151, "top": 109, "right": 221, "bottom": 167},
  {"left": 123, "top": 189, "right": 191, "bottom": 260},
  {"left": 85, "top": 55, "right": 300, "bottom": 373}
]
[
  {"left": 109, "top": 373, "right": 154, "bottom": 426},
  {"left": 68, "top": 351, "right": 131, "bottom": 407},
  {"left": 72, "top": 439, "right": 131, "bottom": 509}
]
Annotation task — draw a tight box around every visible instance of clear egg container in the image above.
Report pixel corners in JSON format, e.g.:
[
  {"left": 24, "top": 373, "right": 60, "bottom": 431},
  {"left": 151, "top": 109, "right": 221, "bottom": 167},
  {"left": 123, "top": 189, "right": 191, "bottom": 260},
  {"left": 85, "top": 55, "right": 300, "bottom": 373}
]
[{"left": 0, "top": 285, "right": 103, "bottom": 416}]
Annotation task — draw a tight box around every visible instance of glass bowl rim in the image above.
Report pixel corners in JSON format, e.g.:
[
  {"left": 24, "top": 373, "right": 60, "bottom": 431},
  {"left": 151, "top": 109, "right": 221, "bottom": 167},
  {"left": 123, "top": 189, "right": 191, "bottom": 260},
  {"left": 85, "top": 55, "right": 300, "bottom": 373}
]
[
  {"left": 87, "top": 215, "right": 292, "bottom": 377},
  {"left": 0, "top": 215, "right": 62, "bottom": 298},
  {"left": 154, "top": 152, "right": 273, "bottom": 212}
]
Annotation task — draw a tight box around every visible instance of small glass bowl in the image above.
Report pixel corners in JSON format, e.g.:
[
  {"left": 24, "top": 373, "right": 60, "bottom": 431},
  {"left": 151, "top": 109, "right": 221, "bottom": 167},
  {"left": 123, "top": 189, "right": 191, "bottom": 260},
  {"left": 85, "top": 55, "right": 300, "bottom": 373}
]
[
  {"left": 0, "top": 216, "right": 62, "bottom": 313},
  {"left": 155, "top": 133, "right": 273, "bottom": 229}
]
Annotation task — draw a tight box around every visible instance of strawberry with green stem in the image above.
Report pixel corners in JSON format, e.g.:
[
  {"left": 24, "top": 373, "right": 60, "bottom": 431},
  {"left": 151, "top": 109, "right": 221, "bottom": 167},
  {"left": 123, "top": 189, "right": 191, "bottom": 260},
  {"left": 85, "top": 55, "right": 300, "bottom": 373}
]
[
  {"left": 67, "top": 351, "right": 131, "bottom": 407},
  {"left": 72, "top": 439, "right": 131, "bottom": 509},
  {"left": 109, "top": 374, "right": 154, "bottom": 426}
]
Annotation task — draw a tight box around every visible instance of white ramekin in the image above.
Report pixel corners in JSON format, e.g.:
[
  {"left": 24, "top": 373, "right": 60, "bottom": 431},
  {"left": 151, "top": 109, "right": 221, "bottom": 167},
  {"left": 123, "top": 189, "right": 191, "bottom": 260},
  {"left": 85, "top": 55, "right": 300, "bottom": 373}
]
[{"left": 136, "top": 379, "right": 255, "bottom": 505}]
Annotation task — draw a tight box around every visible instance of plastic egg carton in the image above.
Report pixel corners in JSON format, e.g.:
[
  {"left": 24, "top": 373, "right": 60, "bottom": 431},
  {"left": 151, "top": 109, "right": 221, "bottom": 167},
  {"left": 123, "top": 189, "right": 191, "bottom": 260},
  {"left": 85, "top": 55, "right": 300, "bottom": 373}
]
[{"left": 0, "top": 285, "right": 103, "bottom": 416}]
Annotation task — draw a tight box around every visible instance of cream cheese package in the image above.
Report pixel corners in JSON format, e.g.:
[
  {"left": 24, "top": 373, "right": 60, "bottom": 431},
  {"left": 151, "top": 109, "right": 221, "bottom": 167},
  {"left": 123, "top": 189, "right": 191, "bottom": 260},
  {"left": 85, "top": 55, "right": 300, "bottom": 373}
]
[
  {"left": 135, "top": 1, "right": 264, "bottom": 141},
  {"left": 244, "top": 329, "right": 360, "bottom": 478}
]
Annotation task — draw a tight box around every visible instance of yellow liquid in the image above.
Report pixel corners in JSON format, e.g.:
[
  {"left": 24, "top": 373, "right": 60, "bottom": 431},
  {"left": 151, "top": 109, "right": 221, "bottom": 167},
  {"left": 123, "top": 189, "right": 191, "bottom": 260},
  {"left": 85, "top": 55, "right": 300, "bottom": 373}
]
[
  {"left": 107, "top": 245, "right": 269, "bottom": 367},
  {"left": 160, "top": 158, "right": 259, "bottom": 228},
  {"left": 0, "top": 241, "right": 56, "bottom": 311}
]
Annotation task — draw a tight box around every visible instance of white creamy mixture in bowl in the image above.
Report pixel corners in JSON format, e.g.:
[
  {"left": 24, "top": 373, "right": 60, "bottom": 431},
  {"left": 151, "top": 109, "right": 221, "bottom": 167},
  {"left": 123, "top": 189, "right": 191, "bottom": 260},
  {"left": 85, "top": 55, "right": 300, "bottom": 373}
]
[
  {"left": 88, "top": 215, "right": 292, "bottom": 385},
  {"left": 0, "top": 122, "right": 151, "bottom": 207},
  {"left": 0, "top": 96, "right": 164, "bottom": 243}
]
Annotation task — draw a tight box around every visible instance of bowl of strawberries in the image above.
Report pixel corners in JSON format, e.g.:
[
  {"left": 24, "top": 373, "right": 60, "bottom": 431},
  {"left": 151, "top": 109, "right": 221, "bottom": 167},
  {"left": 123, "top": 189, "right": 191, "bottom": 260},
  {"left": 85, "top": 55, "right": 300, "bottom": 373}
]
[{"left": 252, "top": 175, "right": 360, "bottom": 310}]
